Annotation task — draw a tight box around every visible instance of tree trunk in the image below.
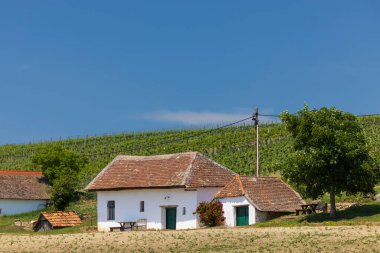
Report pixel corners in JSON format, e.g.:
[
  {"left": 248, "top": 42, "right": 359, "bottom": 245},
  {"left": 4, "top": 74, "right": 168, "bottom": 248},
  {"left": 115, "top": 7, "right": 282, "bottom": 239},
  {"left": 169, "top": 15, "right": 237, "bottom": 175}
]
[{"left": 329, "top": 186, "right": 337, "bottom": 218}]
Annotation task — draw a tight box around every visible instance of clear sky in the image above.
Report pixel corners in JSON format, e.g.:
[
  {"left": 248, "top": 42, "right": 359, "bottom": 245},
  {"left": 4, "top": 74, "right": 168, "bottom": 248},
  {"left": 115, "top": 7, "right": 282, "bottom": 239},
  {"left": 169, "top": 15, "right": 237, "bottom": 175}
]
[{"left": 1, "top": 1, "right": 379, "bottom": 144}]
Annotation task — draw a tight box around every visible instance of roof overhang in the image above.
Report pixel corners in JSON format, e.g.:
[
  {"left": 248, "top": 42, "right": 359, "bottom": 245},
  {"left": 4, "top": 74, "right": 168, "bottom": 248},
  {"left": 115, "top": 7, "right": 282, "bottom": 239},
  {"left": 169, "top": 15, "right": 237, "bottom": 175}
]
[
  {"left": 86, "top": 185, "right": 187, "bottom": 192},
  {"left": 0, "top": 198, "right": 50, "bottom": 200}
]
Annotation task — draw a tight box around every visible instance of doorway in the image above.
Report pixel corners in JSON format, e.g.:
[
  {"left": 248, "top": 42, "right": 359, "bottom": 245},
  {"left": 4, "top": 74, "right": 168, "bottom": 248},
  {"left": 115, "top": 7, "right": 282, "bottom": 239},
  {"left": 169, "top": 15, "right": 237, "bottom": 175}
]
[
  {"left": 236, "top": 206, "right": 249, "bottom": 226},
  {"left": 166, "top": 207, "right": 177, "bottom": 229}
]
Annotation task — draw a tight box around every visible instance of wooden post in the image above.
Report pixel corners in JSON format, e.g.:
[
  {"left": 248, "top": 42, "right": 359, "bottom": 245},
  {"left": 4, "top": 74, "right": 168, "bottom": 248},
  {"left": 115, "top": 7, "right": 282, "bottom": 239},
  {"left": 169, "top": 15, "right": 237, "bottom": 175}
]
[{"left": 252, "top": 108, "right": 259, "bottom": 177}]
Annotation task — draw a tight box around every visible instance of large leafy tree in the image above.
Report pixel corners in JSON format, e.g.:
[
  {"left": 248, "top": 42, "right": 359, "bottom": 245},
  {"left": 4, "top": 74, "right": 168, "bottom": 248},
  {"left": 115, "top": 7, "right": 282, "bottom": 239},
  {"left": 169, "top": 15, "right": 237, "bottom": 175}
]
[
  {"left": 32, "top": 144, "right": 88, "bottom": 210},
  {"left": 281, "top": 105, "right": 379, "bottom": 218}
]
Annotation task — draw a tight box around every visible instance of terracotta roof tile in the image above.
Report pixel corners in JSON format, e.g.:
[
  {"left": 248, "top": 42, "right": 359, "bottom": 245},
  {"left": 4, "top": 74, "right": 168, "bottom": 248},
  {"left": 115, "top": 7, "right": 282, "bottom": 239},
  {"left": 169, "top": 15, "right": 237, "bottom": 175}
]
[
  {"left": 215, "top": 176, "right": 305, "bottom": 212},
  {"left": 214, "top": 175, "right": 245, "bottom": 198},
  {"left": 0, "top": 170, "right": 43, "bottom": 176},
  {"left": 39, "top": 211, "right": 82, "bottom": 228},
  {"left": 0, "top": 170, "right": 50, "bottom": 200},
  {"left": 85, "top": 152, "right": 236, "bottom": 191}
]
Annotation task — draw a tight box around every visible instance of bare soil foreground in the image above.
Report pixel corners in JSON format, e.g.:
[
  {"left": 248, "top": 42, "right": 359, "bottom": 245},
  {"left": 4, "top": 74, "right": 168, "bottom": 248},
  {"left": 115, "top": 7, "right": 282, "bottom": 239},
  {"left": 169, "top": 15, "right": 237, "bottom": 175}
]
[{"left": 1, "top": 226, "right": 380, "bottom": 253}]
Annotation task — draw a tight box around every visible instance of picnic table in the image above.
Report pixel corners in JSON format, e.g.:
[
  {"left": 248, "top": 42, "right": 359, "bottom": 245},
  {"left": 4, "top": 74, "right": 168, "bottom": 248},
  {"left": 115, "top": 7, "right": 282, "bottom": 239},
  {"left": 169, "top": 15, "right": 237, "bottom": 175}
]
[
  {"left": 120, "top": 221, "right": 137, "bottom": 231},
  {"left": 110, "top": 221, "right": 137, "bottom": 232},
  {"left": 296, "top": 204, "right": 318, "bottom": 215}
]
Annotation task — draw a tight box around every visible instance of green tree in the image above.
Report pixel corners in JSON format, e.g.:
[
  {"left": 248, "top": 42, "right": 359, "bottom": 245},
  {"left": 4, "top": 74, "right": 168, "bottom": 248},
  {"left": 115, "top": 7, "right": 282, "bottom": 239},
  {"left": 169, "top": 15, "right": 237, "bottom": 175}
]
[
  {"left": 32, "top": 144, "right": 88, "bottom": 210},
  {"left": 281, "top": 105, "right": 379, "bottom": 218}
]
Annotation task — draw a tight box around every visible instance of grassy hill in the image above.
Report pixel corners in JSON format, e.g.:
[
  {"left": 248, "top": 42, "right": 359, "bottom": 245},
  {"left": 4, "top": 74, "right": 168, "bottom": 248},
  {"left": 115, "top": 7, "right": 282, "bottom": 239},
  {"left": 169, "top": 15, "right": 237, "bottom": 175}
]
[{"left": 0, "top": 115, "right": 379, "bottom": 187}]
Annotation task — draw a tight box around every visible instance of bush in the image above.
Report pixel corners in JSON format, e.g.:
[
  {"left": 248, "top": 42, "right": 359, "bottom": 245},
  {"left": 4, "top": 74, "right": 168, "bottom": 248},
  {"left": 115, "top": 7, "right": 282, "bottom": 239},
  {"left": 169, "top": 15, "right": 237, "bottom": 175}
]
[{"left": 196, "top": 200, "right": 225, "bottom": 227}]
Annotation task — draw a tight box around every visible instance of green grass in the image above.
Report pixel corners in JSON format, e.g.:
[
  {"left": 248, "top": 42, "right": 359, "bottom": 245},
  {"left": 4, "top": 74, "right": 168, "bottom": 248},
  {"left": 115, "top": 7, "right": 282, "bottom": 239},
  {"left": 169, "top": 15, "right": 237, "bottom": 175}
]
[
  {"left": 256, "top": 202, "right": 380, "bottom": 228},
  {"left": 2, "top": 200, "right": 380, "bottom": 234},
  {"left": 0, "top": 200, "right": 96, "bottom": 234}
]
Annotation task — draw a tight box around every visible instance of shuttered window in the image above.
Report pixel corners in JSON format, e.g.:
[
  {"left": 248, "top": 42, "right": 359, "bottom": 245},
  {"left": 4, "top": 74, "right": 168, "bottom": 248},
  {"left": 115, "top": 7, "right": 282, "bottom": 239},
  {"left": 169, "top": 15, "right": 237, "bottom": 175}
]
[{"left": 107, "top": 201, "right": 115, "bottom": 220}]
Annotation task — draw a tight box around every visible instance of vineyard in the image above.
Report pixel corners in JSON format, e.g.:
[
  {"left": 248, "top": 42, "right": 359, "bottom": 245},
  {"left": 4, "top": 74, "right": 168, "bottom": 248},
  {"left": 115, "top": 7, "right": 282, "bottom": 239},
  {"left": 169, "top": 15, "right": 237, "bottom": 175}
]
[{"left": 0, "top": 115, "right": 379, "bottom": 187}]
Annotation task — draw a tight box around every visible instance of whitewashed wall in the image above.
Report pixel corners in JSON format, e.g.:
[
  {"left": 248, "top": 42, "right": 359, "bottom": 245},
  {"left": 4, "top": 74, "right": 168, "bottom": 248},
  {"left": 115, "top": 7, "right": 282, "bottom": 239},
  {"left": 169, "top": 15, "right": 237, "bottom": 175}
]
[
  {"left": 195, "top": 187, "right": 221, "bottom": 227},
  {"left": 97, "top": 188, "right": 200, "bottom": 231},
  {"left": 196, "top": 187, "right": 221, "bottom": 205},
  {"left": 218, "top": 196, "right": 256, "bottom": 226},
  {"left": 0, "top": 199, "right": 47, "bottom": 215}
]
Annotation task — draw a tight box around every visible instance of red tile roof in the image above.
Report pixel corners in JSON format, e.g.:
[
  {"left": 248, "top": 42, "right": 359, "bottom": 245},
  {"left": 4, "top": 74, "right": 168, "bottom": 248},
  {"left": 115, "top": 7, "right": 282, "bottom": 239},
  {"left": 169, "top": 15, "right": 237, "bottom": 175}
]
[
  {"left": 0, "top": 170, "right": 50, "bottom": 200},
  {"left": 0, "top": 170, "right": 43, "bottom": 176},
  {"left": 86, "top": 152, "right": 236, "bottom": 191},
  {"left": 37, "top": 211, "right": 82, "bottom": 228},
  {"left": 214, "top": 175, "right": 245, "bottom": 198},
  {"left": 215, "top": 175, "right": 305, "bottom": 212}
]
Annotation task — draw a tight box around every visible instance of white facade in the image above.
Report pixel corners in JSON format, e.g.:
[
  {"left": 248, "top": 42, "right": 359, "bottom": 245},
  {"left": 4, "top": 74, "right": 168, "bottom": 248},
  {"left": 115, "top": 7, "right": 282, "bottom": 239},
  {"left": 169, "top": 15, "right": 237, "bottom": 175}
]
[
  {"left": 97, "top": 187, "right": 221, "bottom": 231},
  {"left": 218, "top": 196, "right": 256, "bottom": 226},
  {"left": 0, "top": 199, "right": 47, "bottom": 215}
]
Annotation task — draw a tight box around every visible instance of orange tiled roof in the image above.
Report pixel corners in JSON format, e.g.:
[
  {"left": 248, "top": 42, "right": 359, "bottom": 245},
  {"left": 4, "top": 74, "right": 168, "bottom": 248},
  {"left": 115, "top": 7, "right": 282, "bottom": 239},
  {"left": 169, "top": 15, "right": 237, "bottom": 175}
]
[
  {"left": 215, "top": 175, "right": 305, "bottom": 212},
  {"left": 85, "top": 152, "right": 236, "bottom": 191},
  {"left": 214, "top": 175, "right": 245, "bottom": 198},
  {"left": 0, "top": 170, "right": 43, "bottom": 176},
  {"left": 40, "top": 211, "right": 82, "bottom": 228},
  {"left": 0, "top": 170, "right": 50, "bottom": 200}
]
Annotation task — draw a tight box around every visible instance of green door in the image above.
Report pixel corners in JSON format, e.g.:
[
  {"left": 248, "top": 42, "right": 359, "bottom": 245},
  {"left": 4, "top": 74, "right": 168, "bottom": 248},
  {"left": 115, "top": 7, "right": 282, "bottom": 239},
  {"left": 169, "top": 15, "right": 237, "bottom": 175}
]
[
  {"left": 236, "top": 206, "right": 249, "bottom": 226},
  {"left": 166, "top": 207, "right": 177, "bottom": 229}
]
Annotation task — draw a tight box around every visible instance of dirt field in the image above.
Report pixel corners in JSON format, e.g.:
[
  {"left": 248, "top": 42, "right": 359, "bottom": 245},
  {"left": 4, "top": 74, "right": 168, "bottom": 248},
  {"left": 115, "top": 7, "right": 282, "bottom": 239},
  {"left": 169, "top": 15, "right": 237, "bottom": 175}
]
[{"left": 1, "top": 226, "right": 380, "bottom": 253}]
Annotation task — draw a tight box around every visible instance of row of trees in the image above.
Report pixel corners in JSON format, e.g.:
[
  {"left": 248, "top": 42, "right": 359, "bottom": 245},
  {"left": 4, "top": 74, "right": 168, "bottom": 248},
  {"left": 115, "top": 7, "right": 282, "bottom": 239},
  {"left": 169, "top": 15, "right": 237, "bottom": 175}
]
[{"left": 31, "top": 105, "right": 380, "bottom": 220}]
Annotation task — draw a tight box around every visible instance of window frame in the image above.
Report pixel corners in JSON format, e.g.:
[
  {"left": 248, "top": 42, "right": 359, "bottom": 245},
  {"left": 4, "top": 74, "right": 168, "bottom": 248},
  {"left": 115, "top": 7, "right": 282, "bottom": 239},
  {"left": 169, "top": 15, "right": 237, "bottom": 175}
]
[
  {"left": 107, "top": 200, "right": 115, "bottom": 220},
  {"left": 140, "top": 201, "right": 145, "bottom": 212}
]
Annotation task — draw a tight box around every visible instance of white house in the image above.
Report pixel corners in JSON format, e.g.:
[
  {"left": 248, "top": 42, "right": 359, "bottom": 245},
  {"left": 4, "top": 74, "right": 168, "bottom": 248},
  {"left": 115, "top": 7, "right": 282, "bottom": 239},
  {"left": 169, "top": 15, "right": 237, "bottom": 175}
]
[
  {"left": 0, "top": 170, "right": 50, "bottom": 215},
  {"left": 215, "top": 175, "right": 305, "bottom": 226},
  {"left": 86, "top": 152, "right": 305, "bottom": 231},
  {"left": 85, "top": 152, "right": 236, "bottom": 231}
]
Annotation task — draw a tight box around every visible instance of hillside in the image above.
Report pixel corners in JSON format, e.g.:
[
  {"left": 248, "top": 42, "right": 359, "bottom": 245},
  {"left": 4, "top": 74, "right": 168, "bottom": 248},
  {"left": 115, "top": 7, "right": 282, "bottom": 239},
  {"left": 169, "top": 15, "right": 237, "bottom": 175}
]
[{"left": 0, "top": 115, "right": 379, "bottom": 187}]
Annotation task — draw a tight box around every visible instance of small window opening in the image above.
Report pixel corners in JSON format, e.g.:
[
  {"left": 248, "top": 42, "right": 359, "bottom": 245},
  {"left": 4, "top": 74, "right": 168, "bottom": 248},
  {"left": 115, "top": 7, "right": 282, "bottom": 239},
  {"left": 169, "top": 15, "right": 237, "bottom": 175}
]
[
  {"left": 140, "top": 201, "right": 145, "bottom": 212},
  {"left": 182, "top": 207, "right": 186, "bottom": 215},
  {"left": 107, "top": 201, "right": 115, "bottom": 220}
]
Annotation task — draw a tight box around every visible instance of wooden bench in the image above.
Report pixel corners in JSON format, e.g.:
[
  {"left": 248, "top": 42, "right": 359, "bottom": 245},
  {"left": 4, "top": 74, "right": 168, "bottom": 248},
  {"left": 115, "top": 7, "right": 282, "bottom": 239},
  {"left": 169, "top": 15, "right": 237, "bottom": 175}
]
[
  {"left": 134, "top": 219, "right": 147, "bottom": 230},
  {"left": 296, "top": 203, "right": 327, "bottom": 215},
  {"left": 110, "top": 221, "right": 138, "bottom": 232},
  {"left": 110, "top": 226, "right": 122, "bottom": 232},
  {"left": 296, "top": 204, "right": 317, "bottom": 215}
]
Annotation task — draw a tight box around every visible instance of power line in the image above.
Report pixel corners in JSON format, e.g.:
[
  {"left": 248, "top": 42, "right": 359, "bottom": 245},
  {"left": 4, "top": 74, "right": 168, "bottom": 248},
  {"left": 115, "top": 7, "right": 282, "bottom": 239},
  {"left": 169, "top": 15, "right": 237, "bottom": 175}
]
[
  {"left": 132, "top": 115, "right": 254, "bottom": 151},
  {"left": 0, "top": 112, "right": 379, "bottom": 161}
]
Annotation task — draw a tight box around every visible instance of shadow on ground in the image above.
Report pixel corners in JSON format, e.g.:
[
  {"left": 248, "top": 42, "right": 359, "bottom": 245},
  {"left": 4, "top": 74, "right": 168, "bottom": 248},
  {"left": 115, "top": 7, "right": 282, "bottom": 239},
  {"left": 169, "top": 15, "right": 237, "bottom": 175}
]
[{"left": 300, "top": 203, "right": 380, "bottom": 223}]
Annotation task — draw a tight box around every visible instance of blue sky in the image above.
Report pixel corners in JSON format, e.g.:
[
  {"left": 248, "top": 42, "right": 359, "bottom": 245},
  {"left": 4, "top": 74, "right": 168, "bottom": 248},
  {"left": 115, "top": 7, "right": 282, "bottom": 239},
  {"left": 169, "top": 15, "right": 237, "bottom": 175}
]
[{"left": 1, "top": 1, "right": 379, "bottom": 144}]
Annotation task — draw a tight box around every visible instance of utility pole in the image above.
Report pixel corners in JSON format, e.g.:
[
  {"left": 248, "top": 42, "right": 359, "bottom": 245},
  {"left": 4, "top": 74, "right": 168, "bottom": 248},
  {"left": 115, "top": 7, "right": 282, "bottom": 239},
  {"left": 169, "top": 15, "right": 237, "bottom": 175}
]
[{"left": 252, "top": 108, "right": 259, "bottom": 177}]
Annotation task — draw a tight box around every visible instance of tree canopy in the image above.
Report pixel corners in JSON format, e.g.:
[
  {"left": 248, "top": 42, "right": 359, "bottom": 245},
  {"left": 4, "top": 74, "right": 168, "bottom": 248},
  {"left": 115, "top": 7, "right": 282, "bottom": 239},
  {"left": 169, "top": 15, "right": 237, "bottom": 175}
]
[
  {"left": 281, "top": 105, "right": 379, "bottom": 218},
  {"left": 32, "top": 144, "right": 88, "bottom": 210}
]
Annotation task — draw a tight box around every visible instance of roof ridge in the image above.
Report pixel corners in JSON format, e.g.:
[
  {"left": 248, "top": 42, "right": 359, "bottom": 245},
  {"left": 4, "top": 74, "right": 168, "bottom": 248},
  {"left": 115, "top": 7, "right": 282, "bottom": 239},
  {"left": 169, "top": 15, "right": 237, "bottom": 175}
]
[
  {"left": 239, "top": 175, "right": 279, "bottom": 179},
  {"left": 41, "top": 210, "right": 77, "bottom": 214},
  {"left": 84, "top": 155, "right": 123, "bottom": 191},
  {"left": 116, "top": 151, "right": 198, "bottom": 160},
  {"left": 182, "top": 152, "right": 198, "bottom": 187},
  {"left": 236, "top": 175, "right": 245, "bottom": 195}
]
